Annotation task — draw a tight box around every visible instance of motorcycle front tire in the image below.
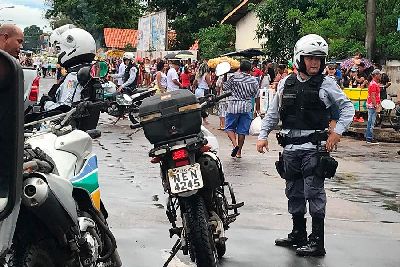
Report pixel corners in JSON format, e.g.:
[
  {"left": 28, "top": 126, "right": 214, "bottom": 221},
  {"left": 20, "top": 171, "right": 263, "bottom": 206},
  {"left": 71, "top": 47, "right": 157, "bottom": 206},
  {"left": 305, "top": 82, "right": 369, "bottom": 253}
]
[
  {"left": 9, "top": 240, "right": 61, "bottom": 267},
  {"left": 184, "top": 195, "right": 218, "bottom": 267}
]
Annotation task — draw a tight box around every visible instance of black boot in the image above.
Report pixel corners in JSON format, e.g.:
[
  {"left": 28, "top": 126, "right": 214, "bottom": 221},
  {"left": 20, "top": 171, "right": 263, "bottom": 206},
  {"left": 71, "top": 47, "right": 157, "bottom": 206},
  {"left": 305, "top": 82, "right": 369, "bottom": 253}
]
[
  {"left": 275, "top": 214, "right": 307, "bottom": 247},
  {"left": 296, "top": 217, "right": 326, "bottom": 257}
]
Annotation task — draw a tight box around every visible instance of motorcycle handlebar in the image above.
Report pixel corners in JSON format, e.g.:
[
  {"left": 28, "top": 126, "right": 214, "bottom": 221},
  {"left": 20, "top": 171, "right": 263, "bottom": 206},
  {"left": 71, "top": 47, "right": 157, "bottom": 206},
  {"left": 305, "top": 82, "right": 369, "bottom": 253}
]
[
  {"left": 215, "top": 92, "right": 232, "bottom": 102},
  {"left": 200, "top": 92, "right": 232, "bottom": 109}
]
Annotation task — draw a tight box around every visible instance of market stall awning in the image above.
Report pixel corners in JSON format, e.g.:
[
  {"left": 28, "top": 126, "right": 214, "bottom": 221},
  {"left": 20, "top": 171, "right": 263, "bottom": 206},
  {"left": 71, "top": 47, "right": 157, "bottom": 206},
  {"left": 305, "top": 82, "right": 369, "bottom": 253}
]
[
  {"left": 104, "top": 28, "right": 138, "bottom": 49},
  {"left": 221, "top": 48, "right": 265, "bottom": 58}
]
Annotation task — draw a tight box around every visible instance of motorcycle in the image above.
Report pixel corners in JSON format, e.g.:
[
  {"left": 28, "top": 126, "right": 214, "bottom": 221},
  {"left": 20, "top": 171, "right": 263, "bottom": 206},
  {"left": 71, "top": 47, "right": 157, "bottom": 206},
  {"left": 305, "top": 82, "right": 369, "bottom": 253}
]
[
  {"left": 94, "top": 63, "right": 156, "bottom": 126},
  {"left": 138, "top": 90, "right": 243, "bottom": 267},
  {"left": 0, "top": 52, "right": 121, "bottom": 267},
  {"left": 103, "top": 82, "right": 156, "bottom": 126},
  {"left": 17, "top": 102, "right": 122, "bottom": 267}
]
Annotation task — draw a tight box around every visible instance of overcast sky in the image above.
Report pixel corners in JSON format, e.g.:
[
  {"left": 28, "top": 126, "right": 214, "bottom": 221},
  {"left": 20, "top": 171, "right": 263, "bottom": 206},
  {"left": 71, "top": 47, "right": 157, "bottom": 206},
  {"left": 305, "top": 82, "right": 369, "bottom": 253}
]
[{"left": 0, "top": 0, "right": 51, "bottom": 31}]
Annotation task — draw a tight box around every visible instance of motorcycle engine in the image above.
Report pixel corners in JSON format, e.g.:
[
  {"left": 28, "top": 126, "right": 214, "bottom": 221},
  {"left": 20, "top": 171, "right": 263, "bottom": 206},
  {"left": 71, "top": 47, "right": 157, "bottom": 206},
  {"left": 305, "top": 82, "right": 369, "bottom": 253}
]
[
  {"left": 81, "top": 231, "right": 100, "bottom": 267},
  {"left": 108, "top": 104, "right": 120, "bottom": 117}
]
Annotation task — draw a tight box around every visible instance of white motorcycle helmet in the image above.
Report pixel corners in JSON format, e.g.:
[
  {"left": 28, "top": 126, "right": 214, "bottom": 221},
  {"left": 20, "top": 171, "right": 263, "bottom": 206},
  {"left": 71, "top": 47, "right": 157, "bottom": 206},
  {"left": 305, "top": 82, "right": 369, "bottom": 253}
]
[
  {"left": 293, "top": 34, "right": 328, "bottom": 75},
  {"left": 51, "top": 26, "right": 96, "bottom": 68},
  {"left": 122, "top": 52, "right": 135, "bottom": 61},
  {"left": 49, "top": 24, "right": 76, "bottom": 45}
]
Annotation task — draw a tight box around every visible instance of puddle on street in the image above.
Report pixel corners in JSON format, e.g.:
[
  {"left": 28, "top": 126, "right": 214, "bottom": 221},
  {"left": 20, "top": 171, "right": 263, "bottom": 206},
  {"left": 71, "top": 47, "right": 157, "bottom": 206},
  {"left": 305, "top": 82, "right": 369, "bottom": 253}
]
[{"left": 327, "top": 173, "right": 400, "bottom": 213}]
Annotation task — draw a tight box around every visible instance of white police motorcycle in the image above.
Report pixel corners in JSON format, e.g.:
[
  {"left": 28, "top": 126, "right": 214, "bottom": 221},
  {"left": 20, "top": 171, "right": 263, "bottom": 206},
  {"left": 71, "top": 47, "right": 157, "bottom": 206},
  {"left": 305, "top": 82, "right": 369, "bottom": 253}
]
[{"left": 0, "top": 51, "right": 121, "bottom": 267}]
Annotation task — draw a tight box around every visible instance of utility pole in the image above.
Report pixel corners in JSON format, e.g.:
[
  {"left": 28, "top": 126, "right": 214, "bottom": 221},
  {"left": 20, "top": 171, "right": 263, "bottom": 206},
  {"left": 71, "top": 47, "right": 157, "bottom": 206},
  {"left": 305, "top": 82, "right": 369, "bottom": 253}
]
[{"left": 365, "top": 0, "right": 376, "bottom": 60}]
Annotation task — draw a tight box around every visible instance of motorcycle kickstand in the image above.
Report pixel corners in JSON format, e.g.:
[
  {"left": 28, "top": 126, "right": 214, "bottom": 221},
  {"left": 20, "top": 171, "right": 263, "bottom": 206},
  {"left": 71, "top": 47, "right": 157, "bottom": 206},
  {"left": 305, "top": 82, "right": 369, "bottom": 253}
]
[
  {"left": 112, "top": 116, "right": 122, "bottom": 125},
  {"left": 163, "top": 238, "right": 182, "bottom": 267}
]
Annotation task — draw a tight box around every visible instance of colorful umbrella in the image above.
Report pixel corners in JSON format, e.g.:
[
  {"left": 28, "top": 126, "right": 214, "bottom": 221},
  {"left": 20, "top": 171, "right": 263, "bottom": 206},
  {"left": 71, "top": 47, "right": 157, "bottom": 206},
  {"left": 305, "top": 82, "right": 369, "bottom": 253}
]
[{"left": 339, "top": 57, "right": 373, "bottom": 70}]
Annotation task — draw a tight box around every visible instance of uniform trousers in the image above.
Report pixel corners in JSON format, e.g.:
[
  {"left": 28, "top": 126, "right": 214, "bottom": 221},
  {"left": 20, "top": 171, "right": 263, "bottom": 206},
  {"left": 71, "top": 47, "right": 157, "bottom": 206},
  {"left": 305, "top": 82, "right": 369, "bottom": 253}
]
[{"left": 282, "top": 149, "right": 326, "bottom": 218}]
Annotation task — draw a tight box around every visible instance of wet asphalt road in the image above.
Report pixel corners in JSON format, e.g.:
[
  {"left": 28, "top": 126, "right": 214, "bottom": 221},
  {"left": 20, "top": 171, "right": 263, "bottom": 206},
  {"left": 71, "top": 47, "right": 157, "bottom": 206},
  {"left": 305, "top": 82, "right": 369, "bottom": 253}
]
[{"left": 39, "top": 78, "right": 400, "bottom": 267}]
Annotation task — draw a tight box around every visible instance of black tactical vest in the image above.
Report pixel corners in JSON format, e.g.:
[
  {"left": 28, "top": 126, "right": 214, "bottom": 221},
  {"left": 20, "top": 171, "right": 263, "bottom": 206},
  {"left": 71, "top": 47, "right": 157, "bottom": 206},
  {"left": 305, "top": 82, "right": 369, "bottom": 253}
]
[
  {"left": 123, "top": 64, "right": 138, "bottom": 89},
  {"left": 280, "top": 74, "right": 330, "bottom": 130}
]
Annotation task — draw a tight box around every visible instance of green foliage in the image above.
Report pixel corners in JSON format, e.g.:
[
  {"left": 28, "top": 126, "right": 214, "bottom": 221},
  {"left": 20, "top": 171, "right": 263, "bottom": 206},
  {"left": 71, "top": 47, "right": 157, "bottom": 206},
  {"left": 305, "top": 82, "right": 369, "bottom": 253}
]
[
  {"left": 375, "top": 0, "right": 400, "bottom": 59},
  {"left": 23, "top": 25, "right": 43, "bottom": 52},
  {"left": 254, "top": 0, "right": 307, "bottom": 63},
  {"left": 46, "top": 0, "right": 143, "bottom": 45},
  {"left": 255, "top": 0, "right": 400, "bottom": 61},
  {"left": 196, "top": 24, "right": 235, "bottom": 59},
  {"left": 148, "top": 0, "right": 241, "bottom": 50},
  {"left": 125, "top": 43, "right": 135, "bottom": 51}
]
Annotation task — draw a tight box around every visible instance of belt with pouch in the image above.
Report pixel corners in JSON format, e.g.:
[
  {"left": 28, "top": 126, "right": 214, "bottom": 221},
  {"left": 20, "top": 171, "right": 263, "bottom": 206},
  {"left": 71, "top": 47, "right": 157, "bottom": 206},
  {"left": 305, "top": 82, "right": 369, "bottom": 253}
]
[{"left": 276, "top": 131, "right": 328, "bottom": 147}]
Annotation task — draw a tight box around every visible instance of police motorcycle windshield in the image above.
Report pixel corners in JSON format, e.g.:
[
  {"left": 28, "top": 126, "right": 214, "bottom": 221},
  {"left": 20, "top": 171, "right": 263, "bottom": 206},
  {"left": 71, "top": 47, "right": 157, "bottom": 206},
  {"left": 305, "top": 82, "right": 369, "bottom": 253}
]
[{"left": 0, "top": 51, "right": 24, "bottom": 219}]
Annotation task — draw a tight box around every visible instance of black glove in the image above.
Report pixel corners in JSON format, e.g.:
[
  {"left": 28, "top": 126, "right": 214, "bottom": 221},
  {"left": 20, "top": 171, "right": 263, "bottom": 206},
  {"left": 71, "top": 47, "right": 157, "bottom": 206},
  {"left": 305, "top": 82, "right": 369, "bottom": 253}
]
[{"left": 39, "top": 95, "right": 52, "bottom": 110}]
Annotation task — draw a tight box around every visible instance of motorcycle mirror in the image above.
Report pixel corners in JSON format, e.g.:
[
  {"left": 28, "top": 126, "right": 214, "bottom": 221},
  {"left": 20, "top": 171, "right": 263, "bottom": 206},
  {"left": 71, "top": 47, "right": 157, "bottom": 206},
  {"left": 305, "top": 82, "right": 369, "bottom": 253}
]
[
  {"left": 0, "top": 51, "right": 24, "bottom": 220},
  {"left": 90, "top": 61, "right": 109, "bottom": 79}
]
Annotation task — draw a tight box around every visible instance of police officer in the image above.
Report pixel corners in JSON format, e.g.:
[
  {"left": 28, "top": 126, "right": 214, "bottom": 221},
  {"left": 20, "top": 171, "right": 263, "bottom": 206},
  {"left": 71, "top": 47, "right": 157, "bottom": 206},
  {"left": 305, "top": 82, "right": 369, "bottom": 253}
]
[
  {"left": 117, "top": 53, "right": 138, "bottom": 95},
  {"left": 256, "top": 34, "right": 355, "bottom": 256},
  {"left": 42, "top": 25, "right": 96, "bottom": 111}
]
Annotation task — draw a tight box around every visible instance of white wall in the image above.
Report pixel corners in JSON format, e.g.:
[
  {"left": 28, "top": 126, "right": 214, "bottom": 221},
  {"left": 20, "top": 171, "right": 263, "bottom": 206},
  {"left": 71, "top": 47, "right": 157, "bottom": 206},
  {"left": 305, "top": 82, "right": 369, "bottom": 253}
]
[
  {"left": 384, "top": 60, "right": 400, "bottom": 100},
  {"left": 235, "top": 11, "right": 262, "bottom": 50}
]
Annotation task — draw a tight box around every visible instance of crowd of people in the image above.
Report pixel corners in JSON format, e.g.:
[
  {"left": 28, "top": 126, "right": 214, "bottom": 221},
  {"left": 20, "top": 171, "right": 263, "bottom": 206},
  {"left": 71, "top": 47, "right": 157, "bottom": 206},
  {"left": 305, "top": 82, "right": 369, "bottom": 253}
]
[{"left": 2, "top": 22, "right": 400, "bottom": 261}]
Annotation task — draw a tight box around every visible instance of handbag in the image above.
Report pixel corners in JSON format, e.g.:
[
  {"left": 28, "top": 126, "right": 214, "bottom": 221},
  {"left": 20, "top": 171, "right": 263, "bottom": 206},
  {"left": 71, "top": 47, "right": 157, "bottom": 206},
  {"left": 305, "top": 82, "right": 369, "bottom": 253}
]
[{"left": 249, "top": 116, "right": 262, "bottom": 136}]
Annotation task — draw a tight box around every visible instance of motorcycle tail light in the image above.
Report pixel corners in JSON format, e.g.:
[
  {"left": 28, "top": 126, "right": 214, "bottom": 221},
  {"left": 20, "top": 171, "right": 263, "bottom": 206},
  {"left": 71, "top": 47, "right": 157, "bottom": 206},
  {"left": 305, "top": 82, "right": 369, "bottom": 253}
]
[
  {"left": 29, "top": 76, "right": 40, "bottom": 102},
  {"left": 172, "top": 148, "right": 188, "bottom": 161}
]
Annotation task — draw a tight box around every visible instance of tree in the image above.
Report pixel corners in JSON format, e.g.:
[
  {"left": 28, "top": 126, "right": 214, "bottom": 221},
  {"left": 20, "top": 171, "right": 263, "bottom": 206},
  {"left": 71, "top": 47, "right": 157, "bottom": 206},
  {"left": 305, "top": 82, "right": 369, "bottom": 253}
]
[
  {"left": 196, "top": 24, "right": 235, "bottom": 59},
  {"left": 23, "top": 25, "right": 43, "bottom": 52},
  {"left": 365, "top": 0, "right": 377, "bottom": 60},
  {"left": 255, "top": 0, "right": 400, "bottom": 61},
  {"left": 293, "top": 0, "right": 367, "bottom": 60},
  {"left": 254, "top": 0, "right": 308, "bottom": 63},
  {"left": 148, "top": 0, "right": 240, "bottom": 50},
  {"left": 46, "top": 0, "right": 143, "bottom": 45}
]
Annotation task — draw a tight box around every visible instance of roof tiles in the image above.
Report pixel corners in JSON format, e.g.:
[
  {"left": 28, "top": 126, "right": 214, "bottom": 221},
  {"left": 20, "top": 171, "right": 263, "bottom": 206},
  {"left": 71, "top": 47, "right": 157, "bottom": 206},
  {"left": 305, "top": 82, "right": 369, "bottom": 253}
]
[{"left": 104, "top": 28, "right": 138, "bottom": 49}]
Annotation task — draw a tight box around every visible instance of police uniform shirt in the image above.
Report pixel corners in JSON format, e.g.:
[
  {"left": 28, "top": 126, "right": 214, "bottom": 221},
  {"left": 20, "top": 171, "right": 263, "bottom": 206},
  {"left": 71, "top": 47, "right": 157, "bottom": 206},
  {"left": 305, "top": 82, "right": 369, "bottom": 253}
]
[
  {"left": 258, "top": 74, "right": 355, "bottom": 151},
  {"left": 44, "top": 72, "right": 83, "bottom": 111}
]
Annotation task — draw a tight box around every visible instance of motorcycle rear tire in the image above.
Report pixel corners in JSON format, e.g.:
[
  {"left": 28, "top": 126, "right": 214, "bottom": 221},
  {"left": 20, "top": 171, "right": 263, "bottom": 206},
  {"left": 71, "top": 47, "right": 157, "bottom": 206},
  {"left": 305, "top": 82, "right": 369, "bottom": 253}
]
[
  {"left": 184, "top": 195, "right": 218, "bottom": 267},
  {"left": 9, "top": 240, "right": 61, "bottom": 267}
]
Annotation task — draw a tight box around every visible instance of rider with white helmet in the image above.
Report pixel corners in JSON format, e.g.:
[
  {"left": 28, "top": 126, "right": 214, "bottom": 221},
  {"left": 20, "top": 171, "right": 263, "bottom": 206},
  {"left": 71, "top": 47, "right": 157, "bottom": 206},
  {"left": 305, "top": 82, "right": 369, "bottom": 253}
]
[
  {"left": 257, "top": 34, "right": 355, "bottom": 257},
  {"left": 110, "top": 52, "right": 135, "bottom": 89},
  {"left": 43, "top": 25, "right": 96, "bottom": 111},
  {"left": 117, "top": 52, "right": 138, "bottom": 94}
]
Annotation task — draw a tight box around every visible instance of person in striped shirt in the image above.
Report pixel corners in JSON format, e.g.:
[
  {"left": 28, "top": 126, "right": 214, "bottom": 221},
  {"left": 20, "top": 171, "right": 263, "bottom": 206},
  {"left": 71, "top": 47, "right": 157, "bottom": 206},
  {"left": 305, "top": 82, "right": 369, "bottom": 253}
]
[{"left": 223, "top": 60, "right": 260, "bottom": 158}]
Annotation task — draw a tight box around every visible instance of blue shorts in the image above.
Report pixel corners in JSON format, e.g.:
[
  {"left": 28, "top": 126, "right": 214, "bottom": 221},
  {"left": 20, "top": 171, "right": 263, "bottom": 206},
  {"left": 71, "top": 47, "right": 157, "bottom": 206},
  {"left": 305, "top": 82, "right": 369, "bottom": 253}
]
[{"left": 225, "top": 112, "right": 252, "bottom": 135}]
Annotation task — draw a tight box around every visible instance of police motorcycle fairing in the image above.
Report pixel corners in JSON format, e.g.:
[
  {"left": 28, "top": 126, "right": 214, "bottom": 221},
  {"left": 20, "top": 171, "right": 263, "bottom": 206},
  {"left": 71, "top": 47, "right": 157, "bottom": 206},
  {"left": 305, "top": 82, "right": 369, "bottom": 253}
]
[
  {"left": 139, "top": 91, "right": 243, "bottom": 267},
  {"left": 0, "top": 50, "right": 121, "bottom": 266},
  {"left": 17, "top": 101, "right": 122, "bottom": 267}
]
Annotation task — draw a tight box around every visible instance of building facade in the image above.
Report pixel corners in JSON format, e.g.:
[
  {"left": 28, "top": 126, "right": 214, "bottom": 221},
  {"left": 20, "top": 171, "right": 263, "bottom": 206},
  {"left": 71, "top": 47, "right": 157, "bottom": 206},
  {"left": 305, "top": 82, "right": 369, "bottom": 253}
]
[{"left": 221, "top": 0, "right": 264, "bottom": 51}]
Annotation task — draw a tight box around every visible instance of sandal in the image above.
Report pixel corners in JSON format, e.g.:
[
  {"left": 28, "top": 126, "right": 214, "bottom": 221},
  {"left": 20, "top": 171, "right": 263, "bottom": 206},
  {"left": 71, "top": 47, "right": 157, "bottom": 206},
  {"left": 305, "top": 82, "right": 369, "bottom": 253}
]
[{"left": 231, "top": 146, "right": 239, "bottom": 157}]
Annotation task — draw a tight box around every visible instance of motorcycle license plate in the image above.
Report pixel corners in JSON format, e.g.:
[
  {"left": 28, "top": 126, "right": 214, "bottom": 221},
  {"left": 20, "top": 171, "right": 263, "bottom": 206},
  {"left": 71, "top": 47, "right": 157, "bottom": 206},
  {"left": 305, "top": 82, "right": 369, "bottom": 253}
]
[{"left": 168, "top": 164, "right": 203, "bottom": 194}]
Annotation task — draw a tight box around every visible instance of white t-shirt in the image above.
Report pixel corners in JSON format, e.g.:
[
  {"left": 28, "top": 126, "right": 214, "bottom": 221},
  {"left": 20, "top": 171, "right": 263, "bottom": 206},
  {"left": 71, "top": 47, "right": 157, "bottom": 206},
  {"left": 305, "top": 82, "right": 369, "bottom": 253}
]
[{"left": 167, "top": 68, "right": 180, "bottom": 91}]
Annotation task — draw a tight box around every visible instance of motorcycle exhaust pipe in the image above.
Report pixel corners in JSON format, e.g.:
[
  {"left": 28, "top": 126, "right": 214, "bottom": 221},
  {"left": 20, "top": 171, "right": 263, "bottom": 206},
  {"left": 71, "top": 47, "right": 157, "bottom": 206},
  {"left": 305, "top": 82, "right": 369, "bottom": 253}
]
[
  {"left": 22, "top": 177, "right": 77, "bottom": 238},
  {"left": 22, "top": 177, "right": 49, "bottom": 207}
]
